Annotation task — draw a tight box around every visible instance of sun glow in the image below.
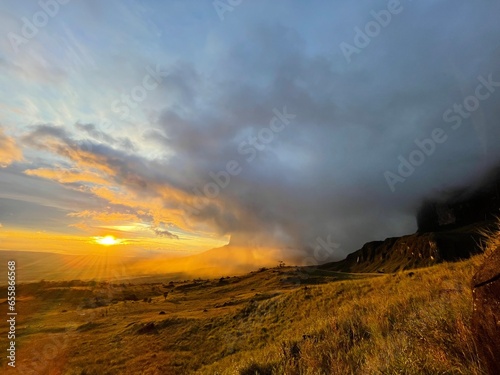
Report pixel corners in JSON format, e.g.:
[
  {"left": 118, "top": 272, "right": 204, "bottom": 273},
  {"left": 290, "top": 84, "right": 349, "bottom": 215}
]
[{"left": 94, "top": 235, "right": 122, "bottom": 246}]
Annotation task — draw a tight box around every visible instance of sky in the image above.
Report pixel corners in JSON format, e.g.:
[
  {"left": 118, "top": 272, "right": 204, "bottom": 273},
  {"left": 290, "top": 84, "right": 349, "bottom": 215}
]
[{"left": 1, "top": 0, "right": 500, "bottom": 265}]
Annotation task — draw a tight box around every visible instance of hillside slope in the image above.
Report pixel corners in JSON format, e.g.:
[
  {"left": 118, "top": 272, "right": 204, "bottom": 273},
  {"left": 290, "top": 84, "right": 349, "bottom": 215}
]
[{"left": 0, "top": 256, "right": 486, "bottom": 374}]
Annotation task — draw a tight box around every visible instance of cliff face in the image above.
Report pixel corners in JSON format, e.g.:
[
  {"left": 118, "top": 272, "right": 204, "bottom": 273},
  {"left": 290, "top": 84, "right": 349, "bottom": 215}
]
[{"left": 322, "top": 227, "right": 485, "bottom": 273}]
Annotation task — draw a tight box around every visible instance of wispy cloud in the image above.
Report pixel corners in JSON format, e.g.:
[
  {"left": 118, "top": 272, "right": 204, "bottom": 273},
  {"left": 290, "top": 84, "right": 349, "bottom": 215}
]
[{"left": 0, "top": 128, "right": 22, "bottom": 167}]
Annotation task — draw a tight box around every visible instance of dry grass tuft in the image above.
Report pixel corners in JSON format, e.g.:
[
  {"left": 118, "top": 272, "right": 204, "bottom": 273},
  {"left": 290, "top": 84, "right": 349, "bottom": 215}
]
[{"left": 477, "top": 216, "right": 500, "bottom": 256}]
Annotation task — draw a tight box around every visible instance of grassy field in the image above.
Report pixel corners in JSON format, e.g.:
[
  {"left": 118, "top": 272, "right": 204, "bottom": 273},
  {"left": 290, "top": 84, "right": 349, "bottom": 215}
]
[{"left": 0, "top": 250, "right": 490, "bottom": 375}]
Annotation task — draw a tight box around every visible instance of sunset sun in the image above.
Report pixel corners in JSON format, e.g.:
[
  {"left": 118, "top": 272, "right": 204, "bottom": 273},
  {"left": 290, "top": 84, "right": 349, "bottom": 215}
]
[{"left": 94, "top": 235, "right": 121, "bottom": 246}]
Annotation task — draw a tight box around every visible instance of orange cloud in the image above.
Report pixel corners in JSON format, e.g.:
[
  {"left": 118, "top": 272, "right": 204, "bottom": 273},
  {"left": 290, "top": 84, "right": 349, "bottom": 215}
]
[
  {"left": 88, "top": 185, "right": 206, "bottom": 233},
  {"left": 64, "top": 148, "right": 118, "bottom": 177},
  {"left": 0, "top": 128, "right": 22, "bottom": 167},
  {"left": 22, "top": 130, "right": 116, "bottom": 177},
  {"left": 20, "top": 125, "right": 230, "bottom": 247},
  {"left": 24, "top": 168, "right": 109, "bottom": 185}
]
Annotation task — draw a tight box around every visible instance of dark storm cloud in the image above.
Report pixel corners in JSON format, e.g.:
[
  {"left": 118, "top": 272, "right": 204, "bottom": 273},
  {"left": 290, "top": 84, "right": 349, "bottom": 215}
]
[
  {"left": 14, "top": 1, "right": 500, "bottom": 259},
  {"left": 158, "top": 1, "right": 500, "bottom": 255}
]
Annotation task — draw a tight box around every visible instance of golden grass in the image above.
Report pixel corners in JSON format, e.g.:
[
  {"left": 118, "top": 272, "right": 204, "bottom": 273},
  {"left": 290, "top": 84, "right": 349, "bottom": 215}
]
[
  {"left": 198, "top": 256, "right": 487, "bottom": 375},
  {"left": 477, "top": 216, "right": 500, "bottom": 257},
  {"left": 2, "top": 223, "right": 498, "bottom": 374}
]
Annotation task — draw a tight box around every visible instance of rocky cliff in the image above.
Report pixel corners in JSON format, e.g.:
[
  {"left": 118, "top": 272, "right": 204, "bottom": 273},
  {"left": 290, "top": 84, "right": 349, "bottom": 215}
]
[{"left": 321, "top": 225, "right": 486, "bottom": 273}]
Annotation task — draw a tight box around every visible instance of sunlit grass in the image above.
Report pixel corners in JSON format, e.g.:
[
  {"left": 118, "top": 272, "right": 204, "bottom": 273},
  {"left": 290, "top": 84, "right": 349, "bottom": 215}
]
[
  {"left": 0, "top": 252, "right": 490, "bottom": 374},
  {"left": 199, "top": 257, "right": 487, "bottom": 374}
]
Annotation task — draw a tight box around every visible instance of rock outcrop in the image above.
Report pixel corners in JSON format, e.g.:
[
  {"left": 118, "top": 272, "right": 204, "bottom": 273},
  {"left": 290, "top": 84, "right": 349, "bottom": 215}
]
[{"left": 321, "top": 229, "right": 484, "bottom": 273}]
